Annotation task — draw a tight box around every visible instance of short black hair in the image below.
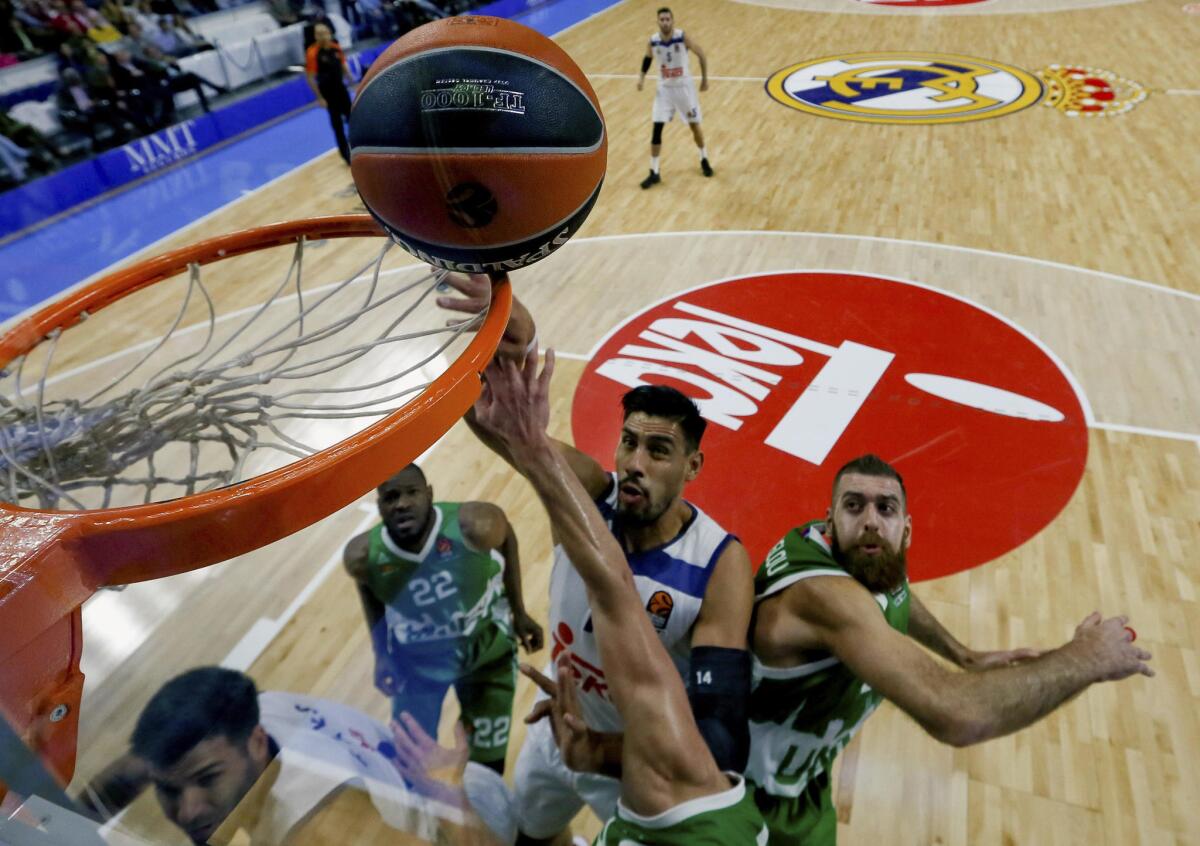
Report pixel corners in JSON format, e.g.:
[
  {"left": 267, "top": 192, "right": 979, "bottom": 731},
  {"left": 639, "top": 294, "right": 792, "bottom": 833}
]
[
  {"left": 131, "top": 668, "right": 259, "bottom": 769},
  {"left": 382, "top": 463, "right": 427, "bottom": 488},
  {"left": 621, "top": 385, "right": 705, "bottom": 451},
  {"left": 832, "top": 454, "right": 906, "bottom": 504},
  {"left": 657, "top": 6, "right": 672, "bottom": 14}
]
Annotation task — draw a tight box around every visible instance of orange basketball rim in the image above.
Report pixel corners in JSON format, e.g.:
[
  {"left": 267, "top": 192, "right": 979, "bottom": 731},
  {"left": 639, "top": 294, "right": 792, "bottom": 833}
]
[{"left": 0, "top": 215, "right": 511, "bottom": 796}]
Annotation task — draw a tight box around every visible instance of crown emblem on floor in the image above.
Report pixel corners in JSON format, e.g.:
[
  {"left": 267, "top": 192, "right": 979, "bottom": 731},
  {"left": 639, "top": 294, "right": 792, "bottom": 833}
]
[{"left": 1035, "top": 65, "right": 1148, "bottom": 117}]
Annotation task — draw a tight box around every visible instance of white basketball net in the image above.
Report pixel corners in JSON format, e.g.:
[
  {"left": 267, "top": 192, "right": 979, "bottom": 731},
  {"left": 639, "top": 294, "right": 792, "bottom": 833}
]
[{"left": 0, "top": 237, "right": 483, "bottom": 511}]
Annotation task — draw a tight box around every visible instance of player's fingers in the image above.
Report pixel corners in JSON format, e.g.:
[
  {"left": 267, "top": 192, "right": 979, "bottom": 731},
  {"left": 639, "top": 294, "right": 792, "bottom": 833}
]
[
  {"left": 453, "top": 720, "right": 470, "bottom": 752},
  {"left": 520, "top": 662, "right": 557, "bottom": 693},
  {"left": 539, "top": 349, "right": 556, "bottom": 394},
  {"left": 525, "top": 700, "right": 552, "bottom": 724},
  {"left": 1112, "top": 615, "right": 1129, "bottom": 628},
  {"left": 1079, "top": 611, "right": 1102, "bottom": 629},
  {"left": 557, "top": 659, "right": 581, "bottom": 715},
  {"left": 1135, "top": 648, "right": 1152, "bottom": 661},
  {"left": 401, "top": 712, "right": 436, "bottom": 752},
  {"left": 389, "top": 718, "right": 421, "bottom": 763},
  {"left": 563, "top": 713, "right": 588, "bottom": 734},
  {"left": 437, "top": 297, "right": 484, "bottom": 314},
  {"left": 437, "top": 272, "right": 481, "bottom": 296}
]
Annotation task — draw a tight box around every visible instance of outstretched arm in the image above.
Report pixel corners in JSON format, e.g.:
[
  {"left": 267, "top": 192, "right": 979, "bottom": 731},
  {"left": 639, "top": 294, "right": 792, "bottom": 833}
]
[
  {"left": 472, "top": 350, "right": 726, "bottom": 804},
  {"left": 344, "top": 533, "right": 400, "bottom": 697},
  {"left": 460, "top": 501, "right": 543, "bottom": 653},
  {"left": 437, "top": 272, "right": 610, "bottom": 499},
  {"left": 908, "top": 593, "right": 1042, "bottom": 671},
  {"left": 777, "top": 577, "right": 1153, "bottom": 747}
]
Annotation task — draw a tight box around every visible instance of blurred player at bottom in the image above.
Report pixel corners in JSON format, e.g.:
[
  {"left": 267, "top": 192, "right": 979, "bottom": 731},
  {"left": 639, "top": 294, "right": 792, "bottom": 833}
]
[{"left": 79, "top": 667, "right": 515, "bottom": 845}]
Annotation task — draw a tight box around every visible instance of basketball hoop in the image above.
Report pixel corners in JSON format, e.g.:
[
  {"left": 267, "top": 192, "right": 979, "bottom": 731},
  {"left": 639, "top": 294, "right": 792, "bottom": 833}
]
[{"left": 0, "top": 214, "right": 511, "bottom": 794}]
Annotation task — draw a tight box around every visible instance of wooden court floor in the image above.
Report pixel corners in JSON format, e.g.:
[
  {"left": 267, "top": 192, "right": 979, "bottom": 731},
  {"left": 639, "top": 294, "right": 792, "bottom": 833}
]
[{"left": 31, "top": 0, "right": 1200, "bottom": 843}]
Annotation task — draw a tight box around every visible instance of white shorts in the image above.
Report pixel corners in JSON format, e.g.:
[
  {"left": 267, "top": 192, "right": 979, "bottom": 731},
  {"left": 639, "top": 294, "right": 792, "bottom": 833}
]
[
  {"left": 512, "top": 714, "right": 622, "bottom": 838},
  {"left": 653, "top": 83, "right": 702, "bottom": 124}
]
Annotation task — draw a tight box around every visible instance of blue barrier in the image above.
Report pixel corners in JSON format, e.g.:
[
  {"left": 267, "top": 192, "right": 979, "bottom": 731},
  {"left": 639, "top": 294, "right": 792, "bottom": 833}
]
[{"left": 0, "top": 43, "right": 388, "bottom": 240}]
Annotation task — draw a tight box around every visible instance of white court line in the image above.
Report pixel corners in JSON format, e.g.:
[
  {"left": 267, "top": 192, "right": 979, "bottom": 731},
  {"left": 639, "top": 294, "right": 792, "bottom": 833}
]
[
  {"left": 561, "top": 230, "right": 1200, "bottom": 303},
  {"left": 221, "top": 505, "right": 377, "bottom": 672},
  {"left": 221, "top": 427, "right": 450, "bottom": 671},
  {"left": 0, "top": 153, "right": 334, "bottom": 336},
  {"left": 1089, "top": 421, "right": 1200, "bottom": 444},
  {"left": 548, "top": 0, "right": 631, "bottom": 37},
  {"left": 1164, "top": 89, "right": 1200, "bottom": 95},
  {"left": 591, "top": 72, "right": 765, "bottom": 82}
]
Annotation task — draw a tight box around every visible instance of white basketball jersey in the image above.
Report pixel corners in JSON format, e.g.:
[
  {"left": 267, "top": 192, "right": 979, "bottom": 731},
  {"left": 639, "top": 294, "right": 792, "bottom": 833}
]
[
  {"left": 650, "top": 28, "right": 692, "bottom": 88},
  {"left": 254, "top": 693, "right": 515, "bottom": 842},
  {"left": 547, "top": 473, "right": 735, "bottom": 732}
]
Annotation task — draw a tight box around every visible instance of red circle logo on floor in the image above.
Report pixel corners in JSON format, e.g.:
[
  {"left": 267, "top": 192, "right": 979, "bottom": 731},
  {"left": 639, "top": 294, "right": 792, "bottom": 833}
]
[{"left": 570, "top": 272, "right": 1089, "bottom": 582}]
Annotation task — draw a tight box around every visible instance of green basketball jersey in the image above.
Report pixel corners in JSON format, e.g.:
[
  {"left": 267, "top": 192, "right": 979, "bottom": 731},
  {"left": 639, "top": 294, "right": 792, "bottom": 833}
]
[
  {"left": 594, "top": 775, "right": 768, "bottom": 846},
  {"left": 363, "top": 503, "right": 510, "bottom": 676},
  {"left": 747, "top": 521, "right": 911, "bottom": 800}
]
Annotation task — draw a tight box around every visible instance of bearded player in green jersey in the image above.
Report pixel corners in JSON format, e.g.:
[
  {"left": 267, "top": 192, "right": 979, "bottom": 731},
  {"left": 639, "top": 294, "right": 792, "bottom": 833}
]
[
  {"left": 471, "top": 349, "right": 768, "bottom": 845},
  {"left": 748, "top": 454, "right": 1155, "bottom": 844},
  {"left": 344, "top": 464, "right": 544, "bottom": 775}
]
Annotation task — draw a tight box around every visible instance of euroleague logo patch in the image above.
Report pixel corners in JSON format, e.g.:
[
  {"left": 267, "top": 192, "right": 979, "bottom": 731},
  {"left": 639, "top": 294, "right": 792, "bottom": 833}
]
[
  {"left": 766, "top": 52, "right": 1043, "bottom": 124},
  {"left": 571, "top": 272, "right": 1089, "bottom": 582}
]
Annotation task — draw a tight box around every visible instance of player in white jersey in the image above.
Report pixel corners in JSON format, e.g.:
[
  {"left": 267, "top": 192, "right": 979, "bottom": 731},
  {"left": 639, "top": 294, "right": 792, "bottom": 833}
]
[
  {"left": 436, "top": 275, "right": 753, "bottom": 846},
  {"left": 636, "top": 7, "right": 712, "bottom": 188},
  {"left": 470, "top": 348, "right": 767, "bottom": 846},
  {"left": 78, "top": 667, "right": 515, "bottom": 844}
]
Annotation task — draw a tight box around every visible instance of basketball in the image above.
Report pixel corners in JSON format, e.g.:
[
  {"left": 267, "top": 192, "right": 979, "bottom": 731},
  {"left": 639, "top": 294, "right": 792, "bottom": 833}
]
[{"left": 349, "top": 16, "right": 607, "bottom": 274}]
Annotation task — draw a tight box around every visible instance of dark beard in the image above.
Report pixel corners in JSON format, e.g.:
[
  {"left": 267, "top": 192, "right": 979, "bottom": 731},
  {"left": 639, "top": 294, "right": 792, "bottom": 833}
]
[
  {"left": 830, "top": 526, "right": 907, "bottom": 594},
  {"left": 615, "top": 498, "right": 668, "bottom": 528}
]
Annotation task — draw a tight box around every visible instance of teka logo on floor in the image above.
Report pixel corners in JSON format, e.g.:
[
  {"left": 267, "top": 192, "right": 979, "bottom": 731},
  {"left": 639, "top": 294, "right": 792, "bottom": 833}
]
[
  {"left": 766, "top": 52, "right": 1043, "bottom": 124},
  {"left": 571, "top": 272, "right": 1089, "bottom": 582}
]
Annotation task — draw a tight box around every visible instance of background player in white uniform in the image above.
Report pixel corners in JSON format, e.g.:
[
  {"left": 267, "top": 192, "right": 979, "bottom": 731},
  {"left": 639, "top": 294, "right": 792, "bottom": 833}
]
[
  {"left": 470, "top": 348, "right": 767, "bottom": 846},
  {"left": 79, "top": 667, "right": 515, "bottom": 844},
  {"left": 437, "top": 275, "right": 753, "bottom": 846},
  {"left": 636, "top": 7, "right": 711, "bottom": 188}
]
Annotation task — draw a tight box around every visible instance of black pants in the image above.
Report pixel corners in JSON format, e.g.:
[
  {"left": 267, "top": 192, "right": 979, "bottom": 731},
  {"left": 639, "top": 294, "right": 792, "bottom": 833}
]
[{"left": 321, "top": 83, "right": 352, "bottom": 163}]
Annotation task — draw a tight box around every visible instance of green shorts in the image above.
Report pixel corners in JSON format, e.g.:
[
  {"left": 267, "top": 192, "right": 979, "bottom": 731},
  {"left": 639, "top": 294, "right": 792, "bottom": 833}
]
[
  {"left": 594, "top": 774, "right": 767, "bottom": 846},
  {"left": 389, "top": 623, "right": 517, "bottom": 767},
  {"left": 752, "top": 770, "right": 836, "bottom": 845}
]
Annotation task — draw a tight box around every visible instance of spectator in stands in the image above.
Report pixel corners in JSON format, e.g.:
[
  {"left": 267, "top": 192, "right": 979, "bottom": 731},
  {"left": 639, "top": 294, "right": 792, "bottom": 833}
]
[
  {"left": 55, "top": 66, "right": 133, "bottom": 148},
  {"left": 305, "top": 21, "right": 353, "bottom": 164},
  {"left": 1, "top": 0, "right": 41, "bottom": 58},
  {"left": 98, "top": 0, "right": 132, "bottom": 33},
  {"left": 70, "top": 0, "right": 123, "bottom": 43},
  {"left": 142, "top": 43, "right": 226, "bottom": 113},
  {"left": 0, "top": 113, "right": 63, "bottom": 165},
  {"left": 122, "top": 20, "right": 157, "bottom": 56},
  {"left": 0, "top": 135, "right": 34, "bottom": 186},
  {"left": 146, "top": 15, "right": 182, "bottom": 54},
  {"left": 110, "top": 46, "right": 174, "bottom": 128},
  {"left": 126, "top": 0, "right": 159, "bottom": 33},
  {"left": 168, "top": 13, "right": 211, "bottom": 54},
  {"left": 46, "top": 0, "right": 89, "bottom": 39},
  {"left": 266, "top": 0, "right": 300, "bottom": 26}
]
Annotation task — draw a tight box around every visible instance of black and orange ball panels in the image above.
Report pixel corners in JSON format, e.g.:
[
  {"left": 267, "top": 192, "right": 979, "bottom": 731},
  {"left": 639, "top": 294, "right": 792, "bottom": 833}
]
[{"left": 349, "top": 16, "right": 607, "bottom": 273}]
